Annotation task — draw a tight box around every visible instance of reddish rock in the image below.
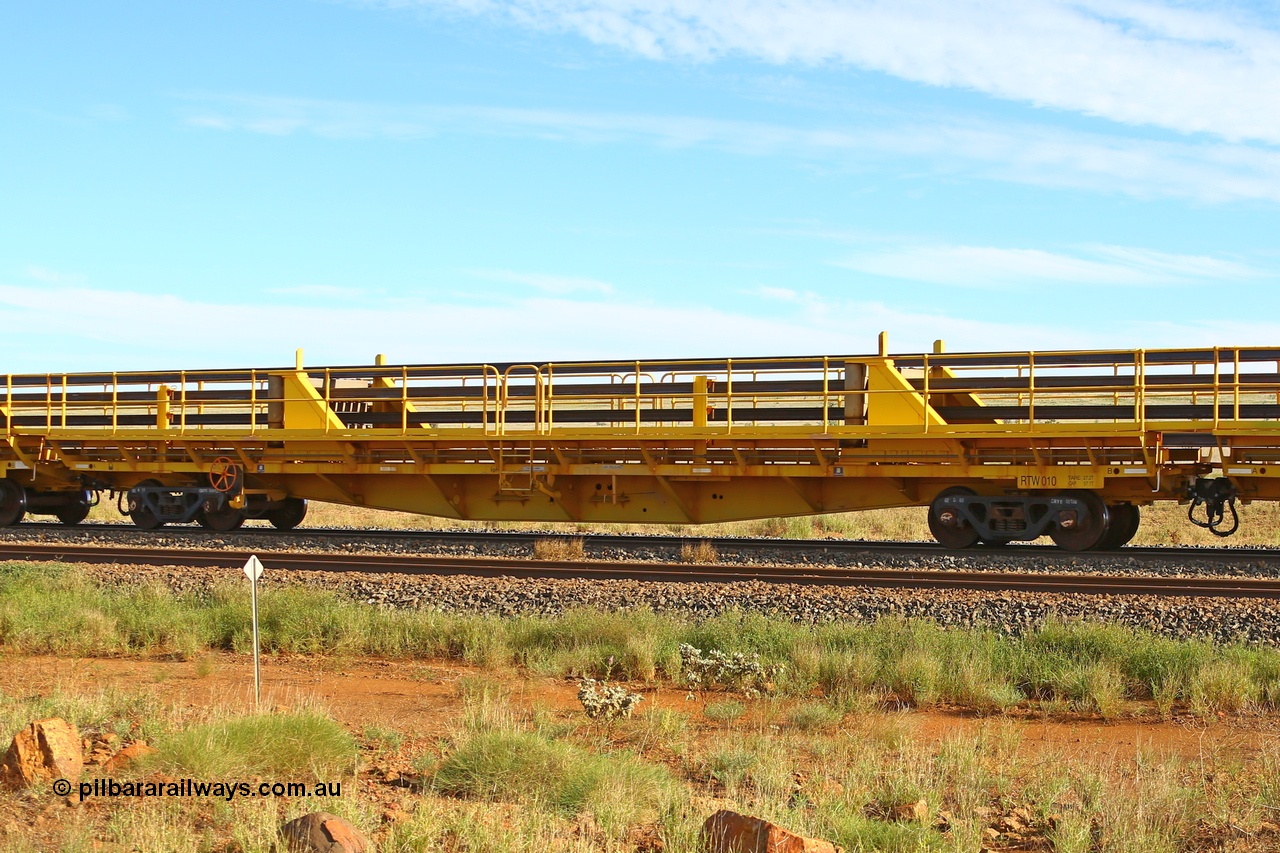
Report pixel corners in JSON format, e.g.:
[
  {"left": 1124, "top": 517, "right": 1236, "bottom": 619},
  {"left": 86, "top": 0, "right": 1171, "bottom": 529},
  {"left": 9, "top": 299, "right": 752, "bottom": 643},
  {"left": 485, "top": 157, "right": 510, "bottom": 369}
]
[
  {"left": 889, "top": 799, "right": 928, "bottom": 823},
  {"left": 701, "top": 810, "right": 840, "bottom": 853},
  {"left": 1, "top": 719, "right": 83, "bottom": 788},
  {"left": 103, "top": 742, "right": 157, "bottom": 773},
  {"left": 280, "top": 812, "right": 372, "bottom": 853}
]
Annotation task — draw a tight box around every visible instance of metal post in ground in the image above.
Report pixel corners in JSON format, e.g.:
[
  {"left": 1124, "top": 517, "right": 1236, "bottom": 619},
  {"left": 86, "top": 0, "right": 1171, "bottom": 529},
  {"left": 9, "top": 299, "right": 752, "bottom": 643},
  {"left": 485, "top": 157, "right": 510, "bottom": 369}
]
[{"left": 243, "top": 555, "right": 265, "bottom": 711}]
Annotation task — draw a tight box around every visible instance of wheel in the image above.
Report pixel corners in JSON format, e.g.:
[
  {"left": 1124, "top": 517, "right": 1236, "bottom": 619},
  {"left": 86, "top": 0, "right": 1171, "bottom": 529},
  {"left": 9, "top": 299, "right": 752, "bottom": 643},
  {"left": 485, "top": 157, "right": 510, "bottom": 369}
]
[
  {"left": 1094, "top": 505, "right": 1127, "bottom": 550},
  {"left": 1097, "top": 503, "right": 1140, "bottom": 550},
  {"left": 127, "top": 479, "right": 165, "bottom": 530},
  {"left": 928, "top": 486, "right": 981, "bottom": 549},
  {"left": 0, "top": 480, "right": 27, "bottom": 527},
  {"left": 198, "top": 507, "right": 245, "bottom": 532},
  {"left": 265, "top": 497, "right": 307, "bottom": 531},
  {"left": 1049, "top": 490, "right": 1109, "bottom": 551},
  {"left": 55, "top": 503, "right": 90, "bottom": 526},
  {"left": 1118, "top": 504, "right": 1141, "bottom": 546},
  {"left": 208, "top": 457, "right": 243, "bottom": 493}
]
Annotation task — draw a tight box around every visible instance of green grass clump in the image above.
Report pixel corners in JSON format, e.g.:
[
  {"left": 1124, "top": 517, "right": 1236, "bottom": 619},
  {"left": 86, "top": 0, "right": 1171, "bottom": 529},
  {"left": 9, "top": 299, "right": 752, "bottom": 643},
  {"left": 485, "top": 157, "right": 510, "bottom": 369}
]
[
  {"left": 150, "top": 710, "right": 357, "bottom": 779},
  {"left": 0, "top": 686, "right": 171, "bottom": 744},
  {"left": 506, "top": 608, "right": 676, "bottom": 681},
  {"left": 6, "top": 562, "right": 1280, "bottom": 718},
  {"left": 703, "top": 700, "right": 747, "bottom": 723},
  {"left": 788, "top": 702, "right": 843, "bottom": 731},
  {"left": 706, "top": 749, "right": 758, "bottom": 787},
  {"left": 432, "top": 730, "right": 678, "bottom": 837}
]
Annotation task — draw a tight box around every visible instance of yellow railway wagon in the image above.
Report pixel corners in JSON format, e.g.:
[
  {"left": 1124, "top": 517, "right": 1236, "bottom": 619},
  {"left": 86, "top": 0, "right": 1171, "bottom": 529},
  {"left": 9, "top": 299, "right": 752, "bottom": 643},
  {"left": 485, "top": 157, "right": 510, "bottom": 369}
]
[{"left": 3, "top": 336, "right": 1277, "bottom": 550}]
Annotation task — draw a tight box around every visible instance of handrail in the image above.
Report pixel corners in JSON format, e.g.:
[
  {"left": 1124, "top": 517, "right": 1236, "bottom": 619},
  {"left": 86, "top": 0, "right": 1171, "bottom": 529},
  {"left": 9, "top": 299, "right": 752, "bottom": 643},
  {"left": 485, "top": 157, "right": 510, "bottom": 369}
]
[
  {"left": 1233, "top": 348, "right": 1241, "bottom": 421},
  {"left": 401, "top": 366, "right": 409, "bottom": 434},
  {"left": 499, "top": 365, "right": 546, "bottom": 435}
]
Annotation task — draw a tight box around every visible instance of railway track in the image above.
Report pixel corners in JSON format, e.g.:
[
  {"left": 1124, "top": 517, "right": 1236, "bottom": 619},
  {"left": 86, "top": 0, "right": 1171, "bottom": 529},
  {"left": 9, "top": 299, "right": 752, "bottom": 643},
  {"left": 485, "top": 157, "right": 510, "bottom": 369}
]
[
  {"left": 3, "top": 542, "right": 1280, "bottom": 599},
  {"left": 10, "top": 521, "right": 1280, "bottom": 567}
]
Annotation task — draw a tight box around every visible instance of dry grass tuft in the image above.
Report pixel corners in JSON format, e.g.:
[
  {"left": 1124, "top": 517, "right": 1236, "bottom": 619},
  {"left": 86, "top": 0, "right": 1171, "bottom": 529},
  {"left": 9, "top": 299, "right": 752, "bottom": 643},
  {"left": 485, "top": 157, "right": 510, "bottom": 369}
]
[
  {"left": 533, "top": 537, "right": 586, "bottom": 561},
  {"left": 679, "top": 540, "right": 719, "bottom": 564}
]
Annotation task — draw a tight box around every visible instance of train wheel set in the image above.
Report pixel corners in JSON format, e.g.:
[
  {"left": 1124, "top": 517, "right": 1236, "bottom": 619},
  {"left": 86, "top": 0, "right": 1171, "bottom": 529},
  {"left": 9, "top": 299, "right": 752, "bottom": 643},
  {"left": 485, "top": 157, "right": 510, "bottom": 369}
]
[{"left": 1, "top": 337, "right": 1274, "bottom": 549}]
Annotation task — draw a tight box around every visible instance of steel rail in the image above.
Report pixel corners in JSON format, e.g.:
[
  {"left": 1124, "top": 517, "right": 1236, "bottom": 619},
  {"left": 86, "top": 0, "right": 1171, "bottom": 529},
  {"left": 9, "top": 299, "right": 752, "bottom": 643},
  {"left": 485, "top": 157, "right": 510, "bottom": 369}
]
[
  {"left": 3, "top": 543, "right": 1280, "bottom": 598},
  {"left": 10, "top": 521, "right": 1280, "bottom": 566}
]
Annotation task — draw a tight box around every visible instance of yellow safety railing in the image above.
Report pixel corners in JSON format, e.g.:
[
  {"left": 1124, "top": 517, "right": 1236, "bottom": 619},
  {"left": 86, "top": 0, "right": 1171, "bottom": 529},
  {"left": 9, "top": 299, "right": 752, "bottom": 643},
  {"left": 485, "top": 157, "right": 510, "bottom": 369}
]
[{"left": 5, "top": 346, "right": 1280, "bottom": 444}]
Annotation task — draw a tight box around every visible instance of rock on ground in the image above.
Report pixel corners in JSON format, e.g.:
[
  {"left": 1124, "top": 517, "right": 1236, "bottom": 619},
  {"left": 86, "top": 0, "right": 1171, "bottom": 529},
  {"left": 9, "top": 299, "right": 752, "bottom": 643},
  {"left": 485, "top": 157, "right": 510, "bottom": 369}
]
[
  {"left": 280, "top": 811, "right": 372, "bottom": 853},
  {"left": 103, "top": 741, "right": 156, "bottom": 773},
  {"left": 701, "top": 809, "right": 840, "bottom": 853},
  {"left": 0, "top": 718, "right": 82, "bottom": 788}
]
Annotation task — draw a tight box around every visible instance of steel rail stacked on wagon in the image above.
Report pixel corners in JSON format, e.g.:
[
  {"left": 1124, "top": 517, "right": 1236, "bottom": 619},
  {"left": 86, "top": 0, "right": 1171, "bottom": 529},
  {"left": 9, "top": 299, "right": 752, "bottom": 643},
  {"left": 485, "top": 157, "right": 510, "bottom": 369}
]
[
  {"left": 3, "top": 542, "right": 1280, "bottom": 598},
  {"left": 7, "top": 340, "right": 1280, "bottom": 545}
]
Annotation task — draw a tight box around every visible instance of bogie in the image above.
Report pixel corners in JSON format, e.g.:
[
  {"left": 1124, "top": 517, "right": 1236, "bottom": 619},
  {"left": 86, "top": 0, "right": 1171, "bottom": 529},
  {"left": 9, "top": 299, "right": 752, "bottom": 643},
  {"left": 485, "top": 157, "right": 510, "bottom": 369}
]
[{"left": 927, "top": 488, "right": 1136, "bottom": 552}]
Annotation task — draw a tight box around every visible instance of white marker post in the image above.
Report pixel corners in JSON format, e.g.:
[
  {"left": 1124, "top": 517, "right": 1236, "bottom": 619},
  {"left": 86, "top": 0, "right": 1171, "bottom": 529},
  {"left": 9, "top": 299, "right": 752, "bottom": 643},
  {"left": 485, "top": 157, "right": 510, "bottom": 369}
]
[{"left": 243, "top": 555, "right": 265, "bottom": 711}]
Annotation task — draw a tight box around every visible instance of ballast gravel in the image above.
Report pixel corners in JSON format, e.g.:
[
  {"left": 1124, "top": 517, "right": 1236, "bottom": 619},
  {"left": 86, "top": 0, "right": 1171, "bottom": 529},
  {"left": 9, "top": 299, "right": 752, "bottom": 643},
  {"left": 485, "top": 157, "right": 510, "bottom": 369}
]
[
  {"left": 65, "top": 560, "right": 1280, "bottom": 646},
  {"left": 6, "top": 522, "right": 1280, "bottom": 644}
]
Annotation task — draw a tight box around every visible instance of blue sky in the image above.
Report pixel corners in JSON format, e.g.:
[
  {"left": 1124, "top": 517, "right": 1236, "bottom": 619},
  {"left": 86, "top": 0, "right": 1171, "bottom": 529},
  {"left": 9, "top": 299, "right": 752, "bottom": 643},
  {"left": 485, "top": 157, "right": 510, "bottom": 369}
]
[{"left": 4, "top": 0, "right": 1280, "bottom": 372}]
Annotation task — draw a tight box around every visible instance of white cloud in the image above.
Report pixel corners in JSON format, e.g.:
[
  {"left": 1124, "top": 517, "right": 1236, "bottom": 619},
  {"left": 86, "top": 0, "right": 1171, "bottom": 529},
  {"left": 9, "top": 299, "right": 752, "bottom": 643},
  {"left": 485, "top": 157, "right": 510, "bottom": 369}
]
[
  {"left": 467, "top": 268, "right": 615, "bottom": 295},
  {"left": 836, "top": 244, "right": 1263, "bottom": 288},
  {"left": 753, "top": 285, "right": 800, "bottom": 301},
  {"left": 25, "top": 265, "right": 87, "bottom": 285},
  {"left": 268, "top": 285, "right": 371, "bottom": 299},
  {"left": 378, "top": 0, "right": 1280, "bottom": 145},
  {"left": 3, "top": 283, "right": 1279, "bottom": 375},
  {"left": 180, "top": 94, "right": 1280, "bottom": 203}
]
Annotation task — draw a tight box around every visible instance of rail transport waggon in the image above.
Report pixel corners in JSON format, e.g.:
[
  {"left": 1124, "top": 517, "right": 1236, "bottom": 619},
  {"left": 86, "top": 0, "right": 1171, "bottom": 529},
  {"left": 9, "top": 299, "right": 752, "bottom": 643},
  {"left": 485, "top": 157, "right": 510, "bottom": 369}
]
[{"left": 2, "top": 336, "right": 1275, "bottom": 550}]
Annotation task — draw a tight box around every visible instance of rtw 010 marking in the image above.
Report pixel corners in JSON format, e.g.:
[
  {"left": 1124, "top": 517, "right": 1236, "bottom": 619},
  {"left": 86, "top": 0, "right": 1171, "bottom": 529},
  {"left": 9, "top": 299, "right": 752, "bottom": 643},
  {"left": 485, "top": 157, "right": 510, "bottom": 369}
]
[{"left": 1017, "top": 472, "right": 1101, "bottom": 489}]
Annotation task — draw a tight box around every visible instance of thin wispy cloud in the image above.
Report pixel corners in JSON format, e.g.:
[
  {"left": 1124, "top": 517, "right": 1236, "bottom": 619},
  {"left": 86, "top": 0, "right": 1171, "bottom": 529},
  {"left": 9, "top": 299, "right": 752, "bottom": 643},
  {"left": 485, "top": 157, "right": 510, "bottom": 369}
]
[
  {"left": 5, "top": 283, "right": 1279, "bottom": 374},
  {"left": 24, "top": 264, "right": 87, "bottom": 285},
  {"left": 181, "top": 94, "right": 1280, "bottom": 203},
  {"left": 468, "top": 268, "right": 616, "bottom": 295},
  {"left": 836, "top": 244, "right": 1263, "bottom": 288},
  {"left": 377, "top": 0, "right": 1280, "bottom": 145},
  {"left": 752, "top": 285, "right": 800, "bottom": 301},
  {"left": 268, "top": 285, "right": 372, "bottom": 300}
]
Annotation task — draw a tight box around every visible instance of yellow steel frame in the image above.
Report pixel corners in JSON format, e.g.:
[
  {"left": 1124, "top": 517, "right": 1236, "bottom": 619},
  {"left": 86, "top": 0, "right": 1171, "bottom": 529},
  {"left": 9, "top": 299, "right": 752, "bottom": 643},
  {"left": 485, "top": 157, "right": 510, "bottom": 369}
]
[{"left": 4, "top": 340, "right": 1280, "bottom": 523}]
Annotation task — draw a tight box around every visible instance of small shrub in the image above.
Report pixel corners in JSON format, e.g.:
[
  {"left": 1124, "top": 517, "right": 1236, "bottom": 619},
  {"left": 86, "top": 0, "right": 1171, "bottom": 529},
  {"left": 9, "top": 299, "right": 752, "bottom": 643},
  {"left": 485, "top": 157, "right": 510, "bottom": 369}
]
[
  {"left": 679, "top": 643, "right": 783, "bottom": 696},
  {"left": 578, "top": 678, "right": 643, "bottom": 721}
]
